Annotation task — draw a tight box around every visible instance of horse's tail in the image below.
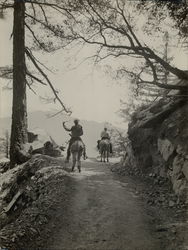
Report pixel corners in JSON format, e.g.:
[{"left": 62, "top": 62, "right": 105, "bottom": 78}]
[{"left": 70, "top": 140, "right": 84, "bottom": 154}]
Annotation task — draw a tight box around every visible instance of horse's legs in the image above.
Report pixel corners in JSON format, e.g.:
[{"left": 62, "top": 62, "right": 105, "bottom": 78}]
[
  {"left": 77, "top": 151, "right": 82, "bottom": 173},
  {"left": 83, "top": 147, "right": 86, "bottom": 160},
  {"left": 107, "top": 150, "right": 109, "bottom": 162},
  {"left": 102, "top": 150, "right": 105, "bottom": 162},
  {"left": 72, "top": 152, "right": 76, "bottom": 171},
  {"left": 78, "top": 165, "right": 81, "bottom": 173},
  {"left": 102, "top": 151, "right": 105, "bottom": 162}
]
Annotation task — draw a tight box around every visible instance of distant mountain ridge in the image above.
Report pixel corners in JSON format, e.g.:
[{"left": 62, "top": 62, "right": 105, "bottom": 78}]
[{"left": 0, "top": 111, "right": 111, "bottom": 157}]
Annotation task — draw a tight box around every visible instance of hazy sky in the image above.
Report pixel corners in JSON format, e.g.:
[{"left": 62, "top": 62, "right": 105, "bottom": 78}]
[
  {"left": 0, "top": 9, "right": 187, "bottom": 128},
  {"left": 0, "top": 13, "right": 130, "bottom": 128}
]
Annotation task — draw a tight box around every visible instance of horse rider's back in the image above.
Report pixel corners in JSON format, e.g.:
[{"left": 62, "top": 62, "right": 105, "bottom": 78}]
[
  {"left": 101, "top": 130, "right": 110, "bottom": 139},
  {"left": 71, "top": 124, "right": 83, "bottom": 138}
]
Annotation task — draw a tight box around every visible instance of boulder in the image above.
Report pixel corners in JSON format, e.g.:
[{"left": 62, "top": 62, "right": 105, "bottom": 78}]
[
  {"left": 27, "top": 129, "right": 63, "bottom": 157},
  {"left": 27, "top": 128, "right": 52, "bottom": 151},
  {"left": 157, "top": 138, "right": 174, "bottom": 161},
  {"left": 43, "top": 141, "right": 61, "bottom": 157},
  {"left": 27, "top": 132, "right": 38, "bottom": 143},
  {"left": 170, "top": 155, "right": 188, "bottom": 201}
]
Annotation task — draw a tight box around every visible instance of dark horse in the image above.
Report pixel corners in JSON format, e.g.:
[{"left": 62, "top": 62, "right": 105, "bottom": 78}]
[{"left": 99, "top": 139, "right": 110, "bottom": 162}]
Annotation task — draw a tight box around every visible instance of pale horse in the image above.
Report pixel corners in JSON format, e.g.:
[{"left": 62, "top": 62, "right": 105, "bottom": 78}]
[
  {"left": 99, "top": 139, "right": 110, "bottom": 162},
  {"left": 70, "top": 140, "right": 85, "bottom": 172}
]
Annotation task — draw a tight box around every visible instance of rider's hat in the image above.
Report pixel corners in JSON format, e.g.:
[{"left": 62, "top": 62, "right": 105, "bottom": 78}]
[{"left": 74, "top": 119, "right": 79, "bottom": 122}]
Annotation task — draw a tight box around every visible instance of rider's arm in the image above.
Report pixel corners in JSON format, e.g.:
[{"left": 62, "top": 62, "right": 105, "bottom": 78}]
[
  {"left": 80, "top": 126, "right": 83, "bottom": 136},
  {"left": 62, "top": 122, "right": 71, "bottom": 132}
]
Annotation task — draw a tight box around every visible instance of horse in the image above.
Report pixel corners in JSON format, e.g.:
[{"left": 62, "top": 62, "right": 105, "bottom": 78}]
[
  {"left": 70, "top": 140, "right": 84, "bottom": 172},
  {"left": 99, "top": 139, "right": 110, "bottom": 163}
]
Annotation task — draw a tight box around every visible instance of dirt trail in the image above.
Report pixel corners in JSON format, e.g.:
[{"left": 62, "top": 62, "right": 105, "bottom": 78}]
[{"left": 43, "top": 159, "right": 164, "bottom": 250}]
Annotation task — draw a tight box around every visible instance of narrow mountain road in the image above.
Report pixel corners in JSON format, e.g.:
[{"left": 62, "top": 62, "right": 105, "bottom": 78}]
[{"left": 42, "top": 159, "right": 165, "bottom": 250}]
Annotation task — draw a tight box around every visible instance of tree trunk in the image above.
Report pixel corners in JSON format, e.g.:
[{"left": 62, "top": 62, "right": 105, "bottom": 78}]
[
  {"left": 5, "top": 130, "right": 9, "bottom": 159},
  {"left": 10, "top": 0, "right": 28, "bottom": 167}
]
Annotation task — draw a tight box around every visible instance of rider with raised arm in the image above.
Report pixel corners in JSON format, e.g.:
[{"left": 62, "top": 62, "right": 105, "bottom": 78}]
[
  {"left": 63, "top": 119, "right": 84, "bottom": 162},
  {"left": 98, "top": 127, "right": 113, "bottom": 153}
]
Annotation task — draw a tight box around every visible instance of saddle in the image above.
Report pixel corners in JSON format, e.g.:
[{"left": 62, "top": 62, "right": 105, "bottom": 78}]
[{"left": 101, "top": 136, "right": 110, "bottom": 141}]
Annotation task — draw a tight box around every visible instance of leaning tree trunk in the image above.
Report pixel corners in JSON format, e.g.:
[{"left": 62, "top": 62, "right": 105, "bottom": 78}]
[{"left": 10, "top": 0, "right": 28, "bottom": 167}]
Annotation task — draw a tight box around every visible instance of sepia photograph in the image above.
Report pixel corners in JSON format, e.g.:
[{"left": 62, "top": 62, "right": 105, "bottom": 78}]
[{"left": 0, "top": 0, "right": 188, "bottom": 249}]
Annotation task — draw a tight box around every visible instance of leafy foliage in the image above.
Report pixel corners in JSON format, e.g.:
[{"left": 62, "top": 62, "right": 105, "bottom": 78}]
[
  {"left": 136, "top": 0, "right": 188, "bottom": 37},
  {"left": 60, "top": 0, "right": 188, "bottom": 93}
]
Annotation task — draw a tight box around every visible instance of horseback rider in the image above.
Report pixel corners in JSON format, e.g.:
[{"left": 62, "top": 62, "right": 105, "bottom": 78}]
[
  {"left": 63, "top": 119, "right": 86, "bottom": 162},
  {"left": 101, "top": 127, "right": 110, "bottom": 140},
  {"left": 98, "top": 127, "right": 113, "bottom": 153}
]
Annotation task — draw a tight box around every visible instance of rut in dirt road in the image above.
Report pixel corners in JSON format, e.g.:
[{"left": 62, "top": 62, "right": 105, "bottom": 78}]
[{"left": 43, "top": 159, "right": 163, "bottom": 250}]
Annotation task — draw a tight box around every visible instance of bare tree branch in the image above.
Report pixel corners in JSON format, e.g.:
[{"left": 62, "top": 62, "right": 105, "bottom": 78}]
[
  {"left": 25, "top": 47, "right": 71, "bottom": 114},
  {"left": 69, "top": 0, "right": 188, "bottom": 89},
  {"left": 25, "top": 12, "right": 66, "bottom": 40},
  {"left": 26, "top": 70, "right": 47, "bottom": 85},
  {"left": 31, "top": 2, "right": 36, "bottom": 21},
  {"left": 26, "top": 47, "right": 55, "bottom": 73},
  {"left": 25, "top": 21, "right": 49, "bottom": 51},
  {"left": 39, "top": 3, "right": 48, "bottom": 24},
  {"left": 0, "top": 1, "right": 13, "bottom": 10},
  {"left": 25, "top": 77, "right": 37, "bottom": 95},
  {"left": 0, "top": 66, "right": 13, "bottom": 79},
  {"left": 25, "top": 0, "right": 75, "bottom": 19},
  {"left": 120, "top": 68, "right": 188, "bottom": 91}
]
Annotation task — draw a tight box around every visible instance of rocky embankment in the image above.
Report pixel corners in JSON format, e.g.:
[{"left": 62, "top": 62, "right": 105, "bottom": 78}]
[
  {"left": 0, "top": 129, "right": 71, "bottom": 249},
  {"left": 111, "top": 96, "right": 188, "bottom": 248},
  {"left": 0, "top": 154, "right": 71, "bottom": 250},
  {"left": 117, "top": 97, "right": 188, "bottom": 204}
]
